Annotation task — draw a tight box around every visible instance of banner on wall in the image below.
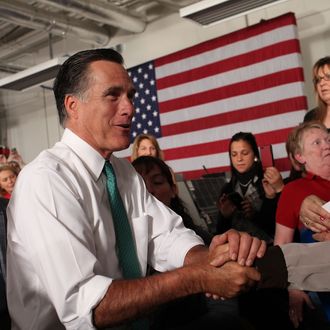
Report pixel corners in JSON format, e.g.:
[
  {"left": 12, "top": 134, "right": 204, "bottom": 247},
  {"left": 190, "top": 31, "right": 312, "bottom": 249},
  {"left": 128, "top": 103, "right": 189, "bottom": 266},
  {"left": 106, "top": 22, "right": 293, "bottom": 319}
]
[{"left": 115, "top": 12, "right": 307, "bottom": 179}]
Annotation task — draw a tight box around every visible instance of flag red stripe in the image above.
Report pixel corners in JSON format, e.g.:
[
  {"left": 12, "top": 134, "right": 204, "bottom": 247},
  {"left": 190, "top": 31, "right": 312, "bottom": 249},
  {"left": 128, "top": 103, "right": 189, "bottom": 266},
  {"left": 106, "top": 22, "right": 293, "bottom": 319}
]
[
  {"left": 156, "top": 13, "right": 296, "bottom": 66},
  {"left": 161, "top": 96, "right": 306, "bottom": 136},
  {"left": 274, "top": 157, "right": 292, "bottom": 172},
  {"left": 182, "top": 166, "right": 230, "bottom": 181},
  {"left": 159, "top": 68, "right": 304, "bottom": 113},
  {"left": 156, "top": 39, "right": 301, "bottom": 89},
  {"left": 180, "top": 157, "right": 291, "bottom": 180},
  {"left": 163, "top": 127, "right": 294, "bottom": 161}
]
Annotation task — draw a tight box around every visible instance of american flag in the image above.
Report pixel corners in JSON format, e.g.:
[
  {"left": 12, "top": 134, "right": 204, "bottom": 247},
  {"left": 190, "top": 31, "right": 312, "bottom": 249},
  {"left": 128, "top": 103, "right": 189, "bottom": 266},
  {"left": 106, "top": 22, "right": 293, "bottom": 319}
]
[{"left": 116, "top": 12, "right": 307, "bottom": 179}]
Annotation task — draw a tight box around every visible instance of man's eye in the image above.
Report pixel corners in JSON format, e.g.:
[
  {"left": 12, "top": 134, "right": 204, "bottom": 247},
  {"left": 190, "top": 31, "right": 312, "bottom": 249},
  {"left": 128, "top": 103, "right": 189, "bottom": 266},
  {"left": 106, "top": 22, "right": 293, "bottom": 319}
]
[{"left": 109, "top": 92, "right": 119, "bottom": 98}]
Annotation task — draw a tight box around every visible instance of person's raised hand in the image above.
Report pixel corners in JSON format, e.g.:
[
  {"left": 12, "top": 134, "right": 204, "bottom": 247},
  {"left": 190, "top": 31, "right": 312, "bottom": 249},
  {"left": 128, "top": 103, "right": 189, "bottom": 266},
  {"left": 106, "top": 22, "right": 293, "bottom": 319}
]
[
  {"left": 262, "top": 178, "right": 277, "bottom": 199},
  {"left": 0, "top": 154, "right": 6, "bottom": 164},
  {"left": 263, "top": 166, "right": 284, "bottom": 193},
  {"left": 300, "top": 195, "right": 330, "bottom": 232}
]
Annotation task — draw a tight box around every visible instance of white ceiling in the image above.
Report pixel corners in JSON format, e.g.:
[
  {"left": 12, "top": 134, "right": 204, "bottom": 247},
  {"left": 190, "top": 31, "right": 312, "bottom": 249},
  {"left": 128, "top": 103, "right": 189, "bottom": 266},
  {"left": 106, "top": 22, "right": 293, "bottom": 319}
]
[{"left": 0, "top": 0, "right": 199, "bottom": 74}]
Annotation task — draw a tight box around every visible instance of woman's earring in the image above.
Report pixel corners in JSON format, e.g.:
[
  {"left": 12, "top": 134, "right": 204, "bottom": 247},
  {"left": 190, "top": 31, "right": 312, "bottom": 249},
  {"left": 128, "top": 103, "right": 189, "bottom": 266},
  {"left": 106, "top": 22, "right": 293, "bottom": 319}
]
[{"left": 254, "top": 157, "right": 258, "bottom": 162}]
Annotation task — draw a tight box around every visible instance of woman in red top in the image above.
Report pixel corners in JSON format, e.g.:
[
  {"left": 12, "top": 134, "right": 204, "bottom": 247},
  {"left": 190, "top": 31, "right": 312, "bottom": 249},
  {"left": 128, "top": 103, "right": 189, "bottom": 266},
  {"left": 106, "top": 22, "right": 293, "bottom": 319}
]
[
  {"left": 0, "top": 164, "right": 18, "bottom": 199},
  {"left": 275, "top": 120, "right": 330, "bottom": 328}
]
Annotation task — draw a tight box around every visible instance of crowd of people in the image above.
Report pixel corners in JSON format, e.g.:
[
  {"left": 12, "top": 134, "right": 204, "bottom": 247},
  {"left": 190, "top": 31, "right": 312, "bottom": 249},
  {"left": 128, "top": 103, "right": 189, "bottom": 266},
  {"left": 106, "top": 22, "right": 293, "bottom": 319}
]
[{"left": 1, "top": 49, "right": 330, "bottom": 330}]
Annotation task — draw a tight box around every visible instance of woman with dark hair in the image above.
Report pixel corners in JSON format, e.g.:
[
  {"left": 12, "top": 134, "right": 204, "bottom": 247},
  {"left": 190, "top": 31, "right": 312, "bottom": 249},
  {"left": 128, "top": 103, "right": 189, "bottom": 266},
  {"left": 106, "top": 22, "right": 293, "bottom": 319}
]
[
  {"left": 217, "top": 133, "right": 293, "bottom": 330},
  {"left": 132, "top": 155, "right": 253, "bottom": 330},
  {"left": 216, "top": 132, "right": 284, "bottom": 242},
  {"left": 132, "top": 156, "right": 211, "bottom": 245}
]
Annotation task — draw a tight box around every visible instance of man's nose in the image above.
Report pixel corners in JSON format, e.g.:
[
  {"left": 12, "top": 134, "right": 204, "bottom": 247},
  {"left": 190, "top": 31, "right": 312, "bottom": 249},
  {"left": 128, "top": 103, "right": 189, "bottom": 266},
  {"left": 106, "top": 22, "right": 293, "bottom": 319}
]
[{"left": 121, "top": 97, "right": 135, "bottom": 115}]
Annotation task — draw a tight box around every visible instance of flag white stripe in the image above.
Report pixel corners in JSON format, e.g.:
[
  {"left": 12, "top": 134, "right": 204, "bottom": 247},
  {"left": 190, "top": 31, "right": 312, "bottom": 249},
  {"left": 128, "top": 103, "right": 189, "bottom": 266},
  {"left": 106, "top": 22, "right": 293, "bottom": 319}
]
[
  {"left": 156, "top": 25, "right": 297, "bottom": 79},
  {"left": 272, "top": 142, "right": 288, "bottom": 159},
  {"left": 157, "top": 53, "right": 302, "bottom": 102},
  {"left": 166, "top": 142, "right": 289, "bottom": 173},
  {"left": 159, "top": 111, "right": 305, "bottom": 150},
  {"left": 160, "top": 82, "right": 305, "bottom": 125},
  {"left": 115, "top": 111, "right": 305, "bottom": 159}
]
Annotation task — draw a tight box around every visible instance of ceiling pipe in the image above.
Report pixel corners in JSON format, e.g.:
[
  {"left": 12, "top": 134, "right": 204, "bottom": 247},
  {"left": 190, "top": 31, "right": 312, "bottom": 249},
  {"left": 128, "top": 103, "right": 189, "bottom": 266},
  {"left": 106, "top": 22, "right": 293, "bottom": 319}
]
[
  {"left": 36, "top": 0, "right": 147, "bottom": 33},
  {"left": 0, "top": 0, "right": 110, "bottom": 45},
  {"left": 0, "top": 30, "right": 51, "bottom": 61},
  {"left": 154, "top": 0, "right": 183, "bottom": 11}
]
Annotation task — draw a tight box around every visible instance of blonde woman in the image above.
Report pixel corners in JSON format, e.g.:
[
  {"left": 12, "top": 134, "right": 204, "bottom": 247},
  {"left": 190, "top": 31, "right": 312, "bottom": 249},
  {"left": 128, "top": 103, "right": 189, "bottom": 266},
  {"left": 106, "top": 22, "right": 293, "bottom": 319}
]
[
  {"left": 131, "top": 133, "right": 178, "bottom": 188},
  {"left": 131, "top": 134, "right": 164, "bottom": 161}
]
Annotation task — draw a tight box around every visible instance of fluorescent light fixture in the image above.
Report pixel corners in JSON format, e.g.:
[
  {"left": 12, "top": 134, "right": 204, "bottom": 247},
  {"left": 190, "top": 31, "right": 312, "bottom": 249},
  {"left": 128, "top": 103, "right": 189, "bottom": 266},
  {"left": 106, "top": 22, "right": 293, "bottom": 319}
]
[
  {"left": 180, "top": 0, "right": 290, "bottom": 26},
  {"left": 0, "top": 56, "right": 68, "bottom": 91}
]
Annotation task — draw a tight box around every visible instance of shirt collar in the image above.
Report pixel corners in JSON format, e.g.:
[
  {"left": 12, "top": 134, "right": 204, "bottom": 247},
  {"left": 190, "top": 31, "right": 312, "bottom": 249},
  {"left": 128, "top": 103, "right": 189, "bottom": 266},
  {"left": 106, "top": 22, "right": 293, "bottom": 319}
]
[
  {"left": 61, "top": 129, "right": 106, "bottom": 181},
  {"left": 304, "top": 171, "right": 319, "bottom": 180}
]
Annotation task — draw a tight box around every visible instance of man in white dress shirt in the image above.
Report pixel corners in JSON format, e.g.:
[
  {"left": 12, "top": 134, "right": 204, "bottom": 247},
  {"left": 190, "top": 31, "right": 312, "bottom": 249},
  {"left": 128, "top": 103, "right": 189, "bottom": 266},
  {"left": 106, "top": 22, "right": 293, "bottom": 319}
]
[{"left": 6, "top": 49, "right": 265, "bottom": 329}]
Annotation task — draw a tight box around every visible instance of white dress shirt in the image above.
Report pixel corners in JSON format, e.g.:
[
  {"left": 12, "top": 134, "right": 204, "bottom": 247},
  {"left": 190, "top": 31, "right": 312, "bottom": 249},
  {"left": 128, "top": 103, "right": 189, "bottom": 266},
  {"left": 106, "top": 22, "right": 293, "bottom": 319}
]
[{"left": 6, "top": 129, "right": 203, "bottom": 330}]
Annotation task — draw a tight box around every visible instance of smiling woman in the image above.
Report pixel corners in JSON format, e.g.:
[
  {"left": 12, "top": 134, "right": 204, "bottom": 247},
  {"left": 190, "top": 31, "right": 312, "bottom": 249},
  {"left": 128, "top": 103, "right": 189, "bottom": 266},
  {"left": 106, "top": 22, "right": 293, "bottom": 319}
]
[
  {"left": 131, "top": 133, "right": 164, "bottom": 161},
  {"left": 275, "top": 120, "right": 330, "bottom": 328},
  {"left": 0, "top": 164, "right": 18, "bottom": 199}
]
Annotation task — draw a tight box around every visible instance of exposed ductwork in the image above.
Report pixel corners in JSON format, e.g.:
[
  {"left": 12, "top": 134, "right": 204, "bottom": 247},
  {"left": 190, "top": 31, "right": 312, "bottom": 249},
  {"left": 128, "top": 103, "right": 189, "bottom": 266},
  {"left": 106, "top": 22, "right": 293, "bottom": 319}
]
[
  {"left": 180, "top": 0, "right": 290, "bottom": 26},
  {"left": 0, "top": 0, "right": 111, "bottom": 46},
  {"left": 0, "top": 30, "right": 56, "bottom": 62},
  {"left": 0, "top": 0, "right": 199, "bottom": 77},
  {"left": 36, "top": 0, "right": 147, "bottom": 33},
  {"left": 0, "top": 56, "right": 68, "bottom": 91}
]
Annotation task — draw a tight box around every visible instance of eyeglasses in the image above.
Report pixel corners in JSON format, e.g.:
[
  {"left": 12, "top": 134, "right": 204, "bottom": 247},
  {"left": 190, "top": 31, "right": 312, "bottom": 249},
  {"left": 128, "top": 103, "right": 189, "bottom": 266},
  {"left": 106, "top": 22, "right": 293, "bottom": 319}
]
[{"left": 313, "top": 72, "right": 330, "bottom": 85}]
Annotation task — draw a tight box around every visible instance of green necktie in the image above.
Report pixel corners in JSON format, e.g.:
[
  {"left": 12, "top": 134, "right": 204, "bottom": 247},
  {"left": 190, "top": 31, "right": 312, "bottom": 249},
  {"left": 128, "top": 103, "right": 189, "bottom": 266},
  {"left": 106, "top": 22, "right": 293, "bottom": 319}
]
[
  {"left": 103, "top": 161, "right": 142, "bottom": 279},
  {"left": 104, "top": 162, "right": 149, "bottom": 330}
]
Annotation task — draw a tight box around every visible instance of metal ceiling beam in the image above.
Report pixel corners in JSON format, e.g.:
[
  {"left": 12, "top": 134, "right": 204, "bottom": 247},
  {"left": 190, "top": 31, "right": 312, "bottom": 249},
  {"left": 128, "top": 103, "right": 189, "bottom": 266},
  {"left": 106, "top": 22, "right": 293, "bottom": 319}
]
[
  {"left": 0, "top": 0, "right": 110, "bottom": 45},
  {"left": 0, "top": 30, "right": 51, "bottom": 61},
  {"left": 36, "top": 0, "right": 147, "bottom": 33}
]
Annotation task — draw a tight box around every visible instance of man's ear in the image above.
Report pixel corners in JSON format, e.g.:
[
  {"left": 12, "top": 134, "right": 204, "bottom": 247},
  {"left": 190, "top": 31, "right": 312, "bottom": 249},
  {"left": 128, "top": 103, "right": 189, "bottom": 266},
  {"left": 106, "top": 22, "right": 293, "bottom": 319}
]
[
  {"left": 294, "top": 153, "right": 305, "bottom": 165},
  {"left": 64, "top": 94, "right": 79, "bottom": 120}
]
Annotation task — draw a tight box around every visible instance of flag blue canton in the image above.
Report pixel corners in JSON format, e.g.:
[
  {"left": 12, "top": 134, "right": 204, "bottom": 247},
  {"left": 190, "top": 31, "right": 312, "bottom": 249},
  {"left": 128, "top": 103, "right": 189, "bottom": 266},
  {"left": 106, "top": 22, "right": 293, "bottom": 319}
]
[{"left": 128, "top": 61, "right": 162, "bottom": 143}]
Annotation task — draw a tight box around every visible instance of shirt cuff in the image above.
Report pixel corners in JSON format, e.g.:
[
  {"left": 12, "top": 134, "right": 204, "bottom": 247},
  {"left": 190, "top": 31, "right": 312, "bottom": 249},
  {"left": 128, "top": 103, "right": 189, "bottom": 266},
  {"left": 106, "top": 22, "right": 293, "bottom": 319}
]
[{"left": 254, "top": 245, "right": 288, "bottom": 289}]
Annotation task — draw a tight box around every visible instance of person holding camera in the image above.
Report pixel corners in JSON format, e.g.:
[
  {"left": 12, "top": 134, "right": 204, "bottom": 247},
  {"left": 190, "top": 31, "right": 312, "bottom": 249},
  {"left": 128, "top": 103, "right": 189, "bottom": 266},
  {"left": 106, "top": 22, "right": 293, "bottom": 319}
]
[
  {"left": 216, "top": 132, "right": 290, "bottom": 330},
  {"left": 216, "top": 132, "right": 284, "bottom": 242}
]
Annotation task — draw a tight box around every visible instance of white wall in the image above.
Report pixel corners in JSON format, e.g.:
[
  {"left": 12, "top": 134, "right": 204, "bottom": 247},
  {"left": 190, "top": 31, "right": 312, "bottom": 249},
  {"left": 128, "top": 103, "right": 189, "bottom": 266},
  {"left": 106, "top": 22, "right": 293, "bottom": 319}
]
[{"left": 1, "top": 0, "right": 330, "bottom": 164}]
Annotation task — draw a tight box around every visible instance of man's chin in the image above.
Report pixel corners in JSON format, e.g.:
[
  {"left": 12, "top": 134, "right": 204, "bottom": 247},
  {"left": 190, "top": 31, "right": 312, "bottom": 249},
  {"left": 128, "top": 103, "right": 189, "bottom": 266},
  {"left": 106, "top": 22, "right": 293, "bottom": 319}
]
[{"left": 114, "top": 140, "right": 130, "bottom": 151}]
